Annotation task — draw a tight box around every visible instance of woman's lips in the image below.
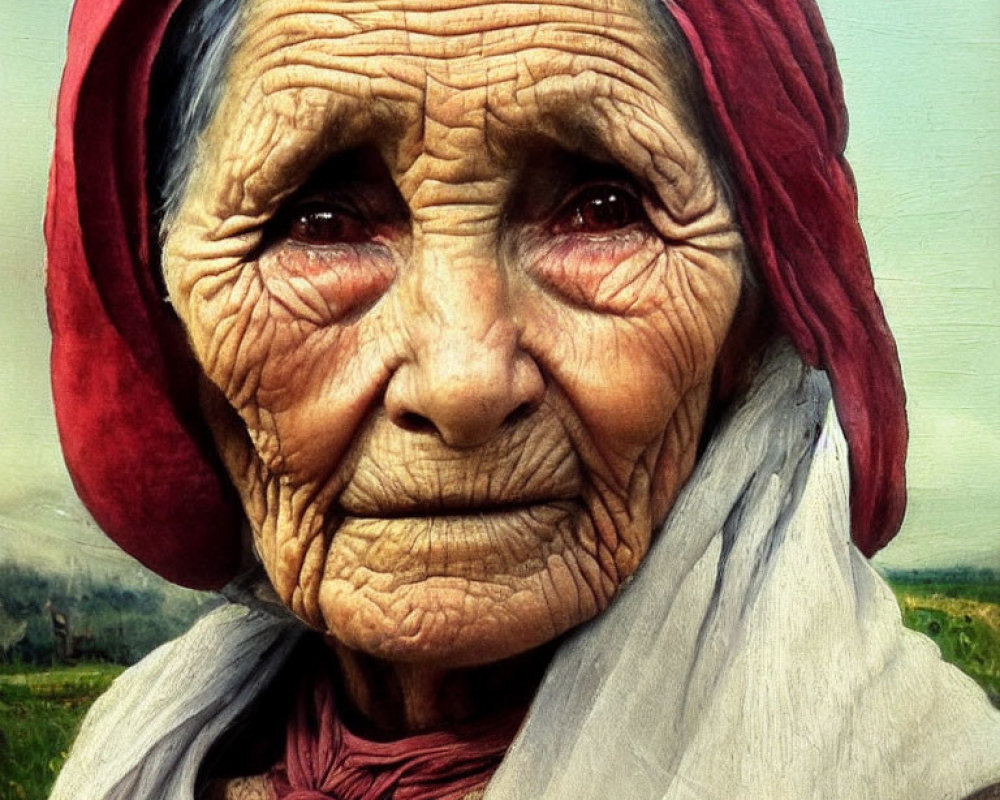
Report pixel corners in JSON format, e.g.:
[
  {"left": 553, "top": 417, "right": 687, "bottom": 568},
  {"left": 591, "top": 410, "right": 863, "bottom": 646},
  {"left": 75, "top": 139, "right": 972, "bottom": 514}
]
[
  {"left": 335, "top": 467, "right": 582, "bottom": 520},
  {"left": 334, "top": 501, "right": 581, "bottom": 581},
  {"left": 327, "top": 419, "right": 585, "bottom": 579}
]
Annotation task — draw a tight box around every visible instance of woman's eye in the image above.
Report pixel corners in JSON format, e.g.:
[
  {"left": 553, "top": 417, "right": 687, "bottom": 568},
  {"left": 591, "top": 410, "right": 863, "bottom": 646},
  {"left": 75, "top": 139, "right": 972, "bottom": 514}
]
[
  {"left": 287, "top": 202, "right": 371, "bottom": 245},
  {"left": 552, "top": 185, "right": 645, "bottom": 235}
]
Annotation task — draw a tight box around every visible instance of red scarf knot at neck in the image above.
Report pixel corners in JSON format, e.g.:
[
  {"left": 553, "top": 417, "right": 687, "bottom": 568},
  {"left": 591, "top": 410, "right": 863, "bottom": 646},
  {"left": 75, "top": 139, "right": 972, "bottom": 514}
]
[{"left": 269, "top": 670, "right": 522, "bottom": 800}]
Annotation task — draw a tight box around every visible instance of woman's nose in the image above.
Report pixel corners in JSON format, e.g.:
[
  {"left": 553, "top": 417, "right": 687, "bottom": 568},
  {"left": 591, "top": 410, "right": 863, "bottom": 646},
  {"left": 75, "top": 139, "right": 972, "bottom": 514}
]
[{"left": 385, "top": 261, "right": 544, "bottom": 448}]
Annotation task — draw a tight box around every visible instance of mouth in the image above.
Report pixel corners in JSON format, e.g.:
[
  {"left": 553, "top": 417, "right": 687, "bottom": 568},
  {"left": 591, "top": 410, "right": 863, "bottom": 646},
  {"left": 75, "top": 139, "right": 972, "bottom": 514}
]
[
  {"left": 332, "top": 500, "right": 581, "bottom": 581},
  {"left": 337, "top": 496, "right": 578, "bottom": 520}
]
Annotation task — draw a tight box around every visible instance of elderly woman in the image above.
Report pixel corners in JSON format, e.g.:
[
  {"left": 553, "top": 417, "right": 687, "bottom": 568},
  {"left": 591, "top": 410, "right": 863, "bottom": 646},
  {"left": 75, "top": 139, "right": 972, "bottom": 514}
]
[{"left": 45, "top": 0, "right": 1000, "bottom": 797}]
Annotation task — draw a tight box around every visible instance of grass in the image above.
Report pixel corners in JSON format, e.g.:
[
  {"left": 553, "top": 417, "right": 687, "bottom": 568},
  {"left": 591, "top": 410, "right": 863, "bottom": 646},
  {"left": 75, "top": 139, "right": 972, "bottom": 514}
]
[
  {"left": 0, "top": 663, "right": 122, "bottom": 800},
  {"left": 885, "top": 578, "right": 1000, "bottom": 707}
]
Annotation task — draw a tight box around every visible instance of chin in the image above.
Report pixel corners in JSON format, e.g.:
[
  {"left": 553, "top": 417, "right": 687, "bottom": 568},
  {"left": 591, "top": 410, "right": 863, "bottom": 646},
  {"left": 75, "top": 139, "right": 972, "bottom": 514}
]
[{"left": 315, "top": 570, "right": 601, "bottom": 668}]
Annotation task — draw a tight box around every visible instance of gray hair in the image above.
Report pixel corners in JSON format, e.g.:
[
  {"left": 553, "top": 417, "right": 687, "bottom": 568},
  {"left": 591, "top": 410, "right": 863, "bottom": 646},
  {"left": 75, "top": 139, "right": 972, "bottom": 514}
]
[{"left": 147, "top": 0, "right": 245, "bottom": 235}]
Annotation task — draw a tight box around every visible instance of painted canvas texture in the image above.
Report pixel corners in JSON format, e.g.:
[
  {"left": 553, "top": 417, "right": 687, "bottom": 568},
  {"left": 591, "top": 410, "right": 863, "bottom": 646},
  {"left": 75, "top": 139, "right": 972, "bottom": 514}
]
[{"left": 0, "top": 0, "right": 998, "bottom": 798}]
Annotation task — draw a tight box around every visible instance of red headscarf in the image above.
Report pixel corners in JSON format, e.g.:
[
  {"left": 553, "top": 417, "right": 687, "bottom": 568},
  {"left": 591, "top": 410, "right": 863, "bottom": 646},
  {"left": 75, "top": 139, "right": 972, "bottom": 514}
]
[{"left": 46, "top": 0, "right": 907, "bottom": 589}]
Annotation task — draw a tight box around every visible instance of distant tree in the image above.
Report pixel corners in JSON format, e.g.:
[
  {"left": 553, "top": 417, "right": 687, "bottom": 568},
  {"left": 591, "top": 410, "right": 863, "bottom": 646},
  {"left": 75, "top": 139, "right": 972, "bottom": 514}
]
[{"left": 0, "top": 600, "right": 27, "bottom": 662}]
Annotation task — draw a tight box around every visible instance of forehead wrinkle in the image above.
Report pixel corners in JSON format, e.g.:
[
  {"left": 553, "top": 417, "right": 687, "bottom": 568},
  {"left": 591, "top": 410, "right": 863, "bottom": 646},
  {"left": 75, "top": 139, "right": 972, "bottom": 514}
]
[
  {"left": 240, "top": 0, "right": 659, "bottom": 77},
  {"left": 412, "top": 46, "right": 683, "bottom": 178},
  {"left": 236, "top": 0, "right": 672, "bottom": 125},
  {"left": 244, "top": 0, "right": 638, "bottom": 41},
  {"left": 483, "top": 67, "right": 699, "bottom": 178},
  {"left": 247, "top": 36, "right": 663, "bottom": 95}
]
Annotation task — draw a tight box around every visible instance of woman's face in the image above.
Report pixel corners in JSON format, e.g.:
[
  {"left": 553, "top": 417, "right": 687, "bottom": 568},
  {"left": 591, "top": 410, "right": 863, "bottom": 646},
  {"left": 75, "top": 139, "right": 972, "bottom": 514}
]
[{"left": 163, "top": 0, "right": 743, "bottom": 667}]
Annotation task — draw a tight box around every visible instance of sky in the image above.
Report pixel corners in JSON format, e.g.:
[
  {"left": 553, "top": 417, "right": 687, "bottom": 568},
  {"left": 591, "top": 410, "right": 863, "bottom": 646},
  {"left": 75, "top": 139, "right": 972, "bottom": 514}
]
[{"left": 0, "top": 0, "right": 997, "bottom": 574}]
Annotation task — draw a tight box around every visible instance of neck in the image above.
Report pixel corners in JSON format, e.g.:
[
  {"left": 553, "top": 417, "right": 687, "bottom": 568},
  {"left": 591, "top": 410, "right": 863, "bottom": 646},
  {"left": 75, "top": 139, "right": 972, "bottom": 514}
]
[{"left": 328, "top": 640, "right": 555, "bottom": 736}]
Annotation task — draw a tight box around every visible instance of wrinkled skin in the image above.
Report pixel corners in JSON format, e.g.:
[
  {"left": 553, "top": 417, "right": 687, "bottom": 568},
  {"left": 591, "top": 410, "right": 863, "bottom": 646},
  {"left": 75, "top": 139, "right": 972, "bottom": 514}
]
[{"left": 163, "top": 0, "right": 744, "bottom": 732}]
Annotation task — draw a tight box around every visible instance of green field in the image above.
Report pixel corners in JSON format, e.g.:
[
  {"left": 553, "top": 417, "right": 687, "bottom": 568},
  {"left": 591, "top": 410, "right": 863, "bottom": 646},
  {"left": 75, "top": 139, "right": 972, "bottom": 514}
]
[
  {"left": 0, "top": 580, "right": 997, "bottom": 800},
  {"left": 885, "top": 575, "right": 1000, "bottom": 708},
  {"left": 0, "top": 664, "right": 122, "bottom": 800}
]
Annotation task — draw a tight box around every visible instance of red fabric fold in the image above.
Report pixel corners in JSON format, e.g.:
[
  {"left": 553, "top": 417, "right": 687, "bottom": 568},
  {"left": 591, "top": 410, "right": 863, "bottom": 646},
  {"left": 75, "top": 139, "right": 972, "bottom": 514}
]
[
  {"left": 46, "top": 0, "right": 907, "bottom": 586},
  {"left": 269, "top": 669, "right": 521, "bottom": 800},
  {"left": 668, "top": 0, "right": 907, "bottom": 553},
  {"left": 47, "top": 0, "right": 241, "bottom": 588}
]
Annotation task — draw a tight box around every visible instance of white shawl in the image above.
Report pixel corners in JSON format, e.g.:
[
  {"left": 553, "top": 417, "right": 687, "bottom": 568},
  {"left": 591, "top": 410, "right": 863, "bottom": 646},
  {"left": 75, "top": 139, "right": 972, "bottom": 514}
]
[{"left": 50, "top": 346, "right": 1000, "bottom": 800}]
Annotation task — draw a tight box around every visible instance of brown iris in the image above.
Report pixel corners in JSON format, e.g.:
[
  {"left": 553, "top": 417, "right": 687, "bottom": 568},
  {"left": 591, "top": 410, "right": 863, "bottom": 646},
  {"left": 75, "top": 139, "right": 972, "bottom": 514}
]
[
  {"left": 288, "top": 202, "right": 372, "bottom": 245},
  {"left": 552, "top": 185, "right": 644, "bottom": 234}
]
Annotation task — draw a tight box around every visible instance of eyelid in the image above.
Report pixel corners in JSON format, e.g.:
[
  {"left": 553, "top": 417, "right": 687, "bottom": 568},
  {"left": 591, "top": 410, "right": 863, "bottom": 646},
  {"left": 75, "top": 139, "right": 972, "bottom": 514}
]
[
  {"left": 276, "top": 177, "right": 410, "bottom": 228},
  {"left": 287, "top": 192, "right": 364, "bottom": 215}
]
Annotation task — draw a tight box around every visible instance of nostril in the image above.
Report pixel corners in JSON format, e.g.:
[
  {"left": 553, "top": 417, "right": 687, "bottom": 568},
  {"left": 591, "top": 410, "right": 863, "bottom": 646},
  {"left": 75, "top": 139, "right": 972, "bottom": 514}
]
[
  {"left": 504, "top": 401, "right": 536, "bottom": 428},
  {"left": 397, "top": 410, "right": 437, "bottom": 434}
]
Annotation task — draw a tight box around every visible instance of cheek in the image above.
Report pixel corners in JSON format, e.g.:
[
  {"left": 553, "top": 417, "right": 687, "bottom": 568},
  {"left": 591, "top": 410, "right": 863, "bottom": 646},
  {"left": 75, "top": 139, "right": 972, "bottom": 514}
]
[
  {"left": 518, "top": 245, "right": 742, "bottom": 468},
  {"left": 508, "top": 243, "right": 741, "bottom": 585},
  {"left": 176, "top": 261, "right": 400, "bottom": 618},
  {"left": 254, "top": 324, "right": 383, "bottom": 479},
  {"left": 179, "top": 246, "right": 401, "bottom": 483}
]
